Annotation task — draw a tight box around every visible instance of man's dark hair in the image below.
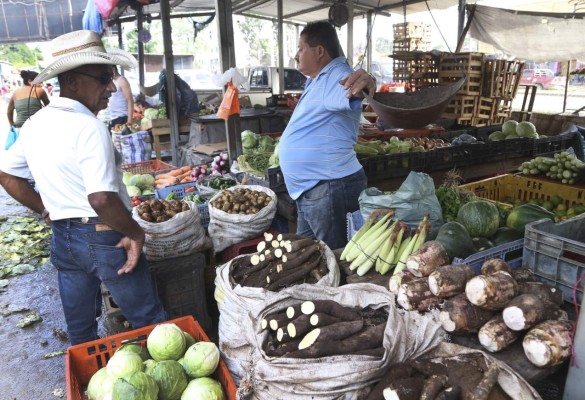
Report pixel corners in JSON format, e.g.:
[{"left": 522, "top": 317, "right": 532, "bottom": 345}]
[{"left": 301, "top": 21, "right": 340, "bottom": 59}]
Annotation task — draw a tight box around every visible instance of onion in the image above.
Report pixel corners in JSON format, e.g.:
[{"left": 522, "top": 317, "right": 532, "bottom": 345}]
[
  {"left": 219, "top": 160, "right": 226, "bottom": 167},
  {"left": 213, "top": 155, "right": 221, "bottom": 163},
  {"left": 220, "top": 153, "right": 229, "bottom": 161}
]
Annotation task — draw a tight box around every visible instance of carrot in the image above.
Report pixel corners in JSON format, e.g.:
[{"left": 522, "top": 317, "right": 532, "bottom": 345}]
[
  {"left": 185, "top": 186, "right": 196, "bottom": 192},
  {"left": 180, "top": 176, "right": 194, "bottom": 183},
  {"left": 180, "top": 165, "right": 192, "bottom": 173}
]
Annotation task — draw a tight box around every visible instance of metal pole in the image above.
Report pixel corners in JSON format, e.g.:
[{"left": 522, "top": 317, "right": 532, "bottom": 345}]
[
  {"left": 366, "top": 11, "right": 372, "bottom": 70},
  {"left": 457, "top": 0, "right": 466, "bottom": 45},
  {"left": 347, "top": 0, "right": 354, "bottom": 68},
  {"left": 136, "top": 7, "right": 145, "bottom": 86},
  {"left": 159, "top": 0, "right": 179, "bottom": 165},
  {"left": 278, "top": 0, "right": 284, "bottom": 95},
  {"left": 215, "top": 0, "right": 241, "bottom": 160}
]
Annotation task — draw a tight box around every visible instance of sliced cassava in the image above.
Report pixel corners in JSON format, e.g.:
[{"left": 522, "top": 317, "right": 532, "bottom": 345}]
[
  {"left": 502, "top": 293, "right": 565, "bottom": 331},
  {"left": 397, "top": 278, "right": 442, "bottom": 311},
  {"left": 480, "top": 258, "right": 511, "bottom": 276},
  {"left": 286, "top": 313, "right": 341, "bottom": 339},
  {"left": 389, "top": 270, "right": 416, "bottom": 294},
  {"left": 465, "top": 271, "right": 518, "bottom": 310},
  {"left": 406, "top": 240, "right": 450, "bottom": 277},
  {"left": 428, "top": 264, "right": 475, "bottom": 298},
  {"left": 478, "top": 316, "right": 521, "bottom": 352},
  {"left": 523, "top": 319, "right": 574, "bottom": 367},
  {"left": 439, "top": 293, "right": 495, "bottom": 334},
  {"left": 297, "top": 320, "right": 364, "bottom": 350}
]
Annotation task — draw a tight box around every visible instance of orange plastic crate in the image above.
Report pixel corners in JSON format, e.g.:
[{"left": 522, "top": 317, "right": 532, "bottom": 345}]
[
  {"left": 66, "top": 316, "right": 236, "bottom": 400},
  {"left": 121, "top": 160, "right": 177, "bottom": 176}
]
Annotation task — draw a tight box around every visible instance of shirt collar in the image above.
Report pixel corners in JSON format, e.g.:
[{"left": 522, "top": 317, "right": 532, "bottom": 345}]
[
  {"left": 316, "top": 56, "right": 348, "bottom": 79},
  {"left": 48, "top": 96, "right": 96, "bottom": 117}
]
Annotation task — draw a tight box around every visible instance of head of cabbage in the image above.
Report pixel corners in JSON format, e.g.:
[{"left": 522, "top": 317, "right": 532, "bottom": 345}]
[
  {"left": 182, "top": 341, "right": 220, "bottom": 378},
  {"left": 146, "top": 323, "right": 186, "bottom": 362},
  {"left": 87, "top": 367, "right": 116, "bottom": 400},
  {"left": 107, "top": 351, "right": 144, "bottom": 380},
  {"left": 146, "top": 360, "right": 188, "bottom": 400},
  {"left": 241, "top": 130, "right": 258, "bottom": 149},
  {"left": 112, "top": 371, "right": 159, "bottom": 400},
  {"left": 180, "top": 377, "right": 224, "bottom": 400},
  {"left": 116, "top": 343, "right": 150, "bottom": 362}
]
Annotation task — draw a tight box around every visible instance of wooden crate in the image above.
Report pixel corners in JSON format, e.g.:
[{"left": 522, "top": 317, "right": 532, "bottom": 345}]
[
  {"left": 393, "top": 38, "right": 431, "bottom": 52},
  {"left": 442, "top": 94, "right": 477, "bottom": 119},
  {"left": 482, "top": 60, "right": 525, "bottom": 100},
  {"left": 475, "top": 96, "right": 498, "bottom": 121},
  {"left": 393, "top": 22, "right": 431, "bottom": 40},
  {"left": 494, "top": 98, "right": 514, "bottom": 124},
  {"left": 392, "top": 51, "right": 440, "bottom": 90},
  {"left": 144, "top": 118, "right": 191, "bottom": 160},
  {"left": 439, "top": 52, "right": 484, "bottom": 96}
]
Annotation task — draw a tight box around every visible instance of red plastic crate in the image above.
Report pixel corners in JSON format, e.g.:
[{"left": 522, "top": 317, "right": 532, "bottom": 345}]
[
  {"left": 222, "top": 229, "right": 279, "bottom": 262},
  {"left": 121, "top": 159, "right": 177, "bottom": 176},
  {"left": 65, "top": 316, "right": 236, "bottom": 400}
]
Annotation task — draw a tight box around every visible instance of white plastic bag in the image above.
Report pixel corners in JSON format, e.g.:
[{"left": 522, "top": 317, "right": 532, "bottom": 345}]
[
  {"left": 112, "top": 131, "right": 152, "bottom": 164},
  {"left": 207, "top": 185, "right": 277, "bottom": 253},
  {"left": 132, "top": 201, "right": 211, "bottom": 261},
  {"left": 244, "top": 284, "right": 446, "bottom": 399},
  {"left": 214, "top": 243, "right": 340, "bottom": 385}
]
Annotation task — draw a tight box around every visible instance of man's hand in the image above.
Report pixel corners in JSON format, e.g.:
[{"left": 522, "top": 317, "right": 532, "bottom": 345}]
[
  {"left": 115, "top": 234, "right": 145, "bottom": 275},
  {"left": 340, "top": 69, "right": 376, "bottom": 98}
]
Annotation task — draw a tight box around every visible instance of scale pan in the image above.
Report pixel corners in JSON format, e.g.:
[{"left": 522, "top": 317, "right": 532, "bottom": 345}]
[{"left": 365, "top": 75, "right": 466, "bottom": 129}]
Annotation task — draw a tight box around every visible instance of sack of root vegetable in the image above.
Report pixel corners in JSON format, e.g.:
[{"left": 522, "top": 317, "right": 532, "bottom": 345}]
[
  {"left": 207, "top": 185, "right": 277, "bottom": 252},
  {"left": 132, "top": 200, "right": 210, "bottom": 261},
  {"left": 214, "top": 233, "right": 340, "bottom": 384}
]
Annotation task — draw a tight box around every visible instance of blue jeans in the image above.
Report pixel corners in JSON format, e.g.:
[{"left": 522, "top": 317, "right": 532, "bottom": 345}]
[
  {"left": 296, "top": 168, "right": 367, "bottom": 250},
  {"left": 50, "top": 219, "right": 167, "bottom": 345}
]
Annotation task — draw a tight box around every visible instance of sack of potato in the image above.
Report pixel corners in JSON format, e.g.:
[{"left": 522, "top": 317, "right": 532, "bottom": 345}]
[{"left": 207, "top": 185, "right": 277, "bottom": 252}]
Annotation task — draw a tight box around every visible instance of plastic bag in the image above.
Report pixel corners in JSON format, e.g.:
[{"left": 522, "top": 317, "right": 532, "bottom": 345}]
[
  {"left": 217, "top": 82, "right": 240, "bottom": 120},
  {"left": 5, "top": 126, "right": 18, "bottom": 150},
  {"left": 94, "top": 0, "right": 119, "bottom": 19},
  {"left": 359, "top": 171, "right": 443, "bottom": 233},
  {"left": 111, "top": 130, "right": 152, "bottom": 164}
]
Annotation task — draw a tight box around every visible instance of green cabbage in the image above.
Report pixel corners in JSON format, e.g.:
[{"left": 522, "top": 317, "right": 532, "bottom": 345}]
[
  {"left": 141, "top": 188, "right": 155, "bottom": 196},
  {"left": 146, "top": 323, "right": 187, "bottom": 362},
  {"left": 141, "top": 174, "right": 155, "bottom": 187},
  {"left": 180, "top": 377, "right": 224, "bottom": 400},
  {"left": 143, "top": 108, "right": 159, "bottom": 121},
  {"left": 146, "top": 360, "right": 188, "bottom": 400},
  {"left": 516, "top": 121, "right": 538, "bottom": 138},
  {"left": 158, "top": 106, "right": 167, "bottom": 119},
  {"left": 123, "top": 172, "right": 133, "bottom": 186},
  {"left": 183, "top": 331, "right": 196, "bottom": 349},
  {"left": 241, "top": 130, "right": 258, "bottom": 149},
  {"left": 143, "top": 359, "right": 157, "bottom": 375},
  {"left": 268, "top": 142, "right": 280, "bottom": 168},
  {"left": 502, "top": 119, "right": 518, "bottom": 136},
  {"left": 87, "top": 367, "right": 116, "bottom": 400},
  {"left": 112, "top": 371, "right": 159, "bottom": 400},
  {"left": 257, "top": 135, "right": 275, "bottom": 152},
  {"left": 182, "top": 342, "right": 220, "bottom": 378},
  {"left": 107, "top": 351, "right": 144, "bottom": 380},
  {"left": 116, "top": 343, "right": 151, "bottom": 362},
  {"left": 126, "top": 185, "right": 142, "bottom": 197}
]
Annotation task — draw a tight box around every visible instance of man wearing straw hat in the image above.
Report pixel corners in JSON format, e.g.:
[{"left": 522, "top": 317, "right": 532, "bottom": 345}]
[{"left": 0, "top": 30, "right": 167, "bottom": 345}]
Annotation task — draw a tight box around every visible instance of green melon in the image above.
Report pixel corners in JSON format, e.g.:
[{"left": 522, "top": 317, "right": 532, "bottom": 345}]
[{"left": 456, "top": 200, "right": 500, "bottom": 238}]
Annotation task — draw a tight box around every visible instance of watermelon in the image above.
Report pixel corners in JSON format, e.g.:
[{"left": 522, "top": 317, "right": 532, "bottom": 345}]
[
  {"left": 456, "top": 200, "right": 500, "bottom": 238},
  {"left": 472, "top": 237, "right": 494, "bottom": 252},
  {"left": 435, "top": 221, "right": 476, "bottom": 260},
  {"left": 491, "top": 227, "right": 524, "bottom": 246},
  {"left": 506, "top": 203, "right": 555, "bottom": 233}
]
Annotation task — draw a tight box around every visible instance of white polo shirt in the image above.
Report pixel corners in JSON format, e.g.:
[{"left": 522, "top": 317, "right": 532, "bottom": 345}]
[{"left": 0, "top": 97, "right": 131, "bottom": 220}]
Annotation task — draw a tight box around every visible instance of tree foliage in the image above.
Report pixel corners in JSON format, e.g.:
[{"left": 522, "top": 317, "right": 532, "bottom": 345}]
[{"left": 0, "top": 44, "right": 44, "bottom": 68}]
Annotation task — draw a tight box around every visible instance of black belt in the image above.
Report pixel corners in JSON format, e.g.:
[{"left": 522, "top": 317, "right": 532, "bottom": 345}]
[{"left": 68, "top": 217, "right": 102, "bottom": 224}]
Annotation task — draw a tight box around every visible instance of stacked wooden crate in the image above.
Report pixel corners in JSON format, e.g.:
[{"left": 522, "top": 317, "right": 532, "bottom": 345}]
[
  {"left": 439, "top": 53, "right": 524, "bottom": 126},
  {"left": 392, "top": 22, "right": 435, "bottom": 91}
]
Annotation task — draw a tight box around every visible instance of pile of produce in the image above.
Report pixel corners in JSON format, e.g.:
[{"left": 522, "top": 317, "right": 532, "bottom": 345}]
[
  {"left": 519, "top": 151, "right": 585, "bottom": 184},
  {"left": 141, "top": 106, "right": 167, "bottom": 125},
  {"left": 197, "top": 176, "right": 237, "bottom": 192},
  {"left": 230, "top": 232, "right": 329, "bottom": 291},
  {"left": 155, "top": 166, "right": 195, "bottom": 188},
  {"left": 353, "top": 136, "right": 449, "bottom": 158},
  {"left": 369, "top": 353, "right": 508, "bottom": 400},
  {"left": 435, "top": 170, "right": 477, "bottom": 223},
  {"left": 261, "top": 300, "right": 387, "bottom": 358},
  {"left": 85, "top": 323, "right": 225, "bottom": 400},
  {"left": 135, "top": 199, "right": 190, "bottom": 223},
  {"left": 238, "top": 130, "right": 280, "bottom": 176},
  {"left": 123, "top": 172, "right": 156, "bottom": 197},
  {"left": 488, "top": 120, "right": 539, "bottom": 140},
  {"left": 341, "top": 210, "right": 430, "bottom": 277},
  {"left": 210, "top": 188, "right": 272, "bottom": 215},
  {"left": 111, "top": 122, "right": 142, "bottom": 135}
]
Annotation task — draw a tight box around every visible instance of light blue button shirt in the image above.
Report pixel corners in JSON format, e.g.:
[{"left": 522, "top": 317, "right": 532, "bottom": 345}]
[{"left": 279, "top": 57, "right": 363, "bottom": 200}]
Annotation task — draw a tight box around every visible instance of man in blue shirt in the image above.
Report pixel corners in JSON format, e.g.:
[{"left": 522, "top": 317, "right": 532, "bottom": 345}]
[{"left": 279, "top": 21, "right": 375, "bottom": 250}]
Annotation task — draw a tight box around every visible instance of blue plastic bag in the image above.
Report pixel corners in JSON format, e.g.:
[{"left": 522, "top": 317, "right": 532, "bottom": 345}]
[{"left": 4, "top": 126, "right": 18, "bottom": 150}]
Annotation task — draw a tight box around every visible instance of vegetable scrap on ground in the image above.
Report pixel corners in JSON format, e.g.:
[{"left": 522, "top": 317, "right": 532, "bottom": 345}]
[{"left": 0, "top": 215, "right": 51, "bottom": 282}]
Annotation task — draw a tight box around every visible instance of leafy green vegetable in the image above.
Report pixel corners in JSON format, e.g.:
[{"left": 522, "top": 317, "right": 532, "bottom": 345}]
[
  {"left": 146, "top": 323, "right": 186, "bottom": 361},
  {"left": 241, "top": 130, "right": 258, "bottom": 150},
  {"left": 182, "top": 342, "right": 220, "bottom": 378}
]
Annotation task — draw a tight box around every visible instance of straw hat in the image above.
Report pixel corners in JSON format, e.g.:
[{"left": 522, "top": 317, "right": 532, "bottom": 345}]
[{"left": 33, "top": 30, "right": 137, "bottom": 84}]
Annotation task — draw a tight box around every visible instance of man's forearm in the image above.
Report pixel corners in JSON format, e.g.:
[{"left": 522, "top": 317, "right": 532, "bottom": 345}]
[
  {"left": 0, "top": 171, "right": 45, "bottom": 214},
  {"left": 88, "top": 192, "right": 144, "bottom": 241}
]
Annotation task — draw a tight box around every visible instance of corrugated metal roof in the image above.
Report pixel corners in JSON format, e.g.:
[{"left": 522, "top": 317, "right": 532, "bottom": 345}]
[{"left": 0, "top": 0, "right": 86, "bottom": 44}]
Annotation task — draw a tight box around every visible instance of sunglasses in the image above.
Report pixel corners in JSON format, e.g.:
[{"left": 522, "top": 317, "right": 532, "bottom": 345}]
[{"left": 72, "top": 70, "right": 114, "bottom": 85}]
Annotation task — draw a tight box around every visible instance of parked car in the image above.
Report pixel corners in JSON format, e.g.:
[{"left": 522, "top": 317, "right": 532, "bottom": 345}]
[
  {"left": 520, "top": 68, "right": 566, "bottom": 90},
  {"left": 243, "top": 66, "right": 307, "bottom": 106}
]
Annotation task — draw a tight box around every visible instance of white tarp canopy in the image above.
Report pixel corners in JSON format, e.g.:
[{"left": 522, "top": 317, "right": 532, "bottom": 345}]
[{"left": 467, "top": 4, "right": 585, "bottom": 62}]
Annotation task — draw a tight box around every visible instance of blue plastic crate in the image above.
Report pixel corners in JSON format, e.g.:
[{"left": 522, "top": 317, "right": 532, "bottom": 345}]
[
  {"left": 452, "top": 239, "right": 524, "bottom": 274},
  {"left": 154, "top": 183, "right": 210, "bottom": 227}
]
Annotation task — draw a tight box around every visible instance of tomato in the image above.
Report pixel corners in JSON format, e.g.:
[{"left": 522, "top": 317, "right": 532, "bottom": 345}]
[{"left": 131, "top": 196, "right": 142, "bottom": 206}]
